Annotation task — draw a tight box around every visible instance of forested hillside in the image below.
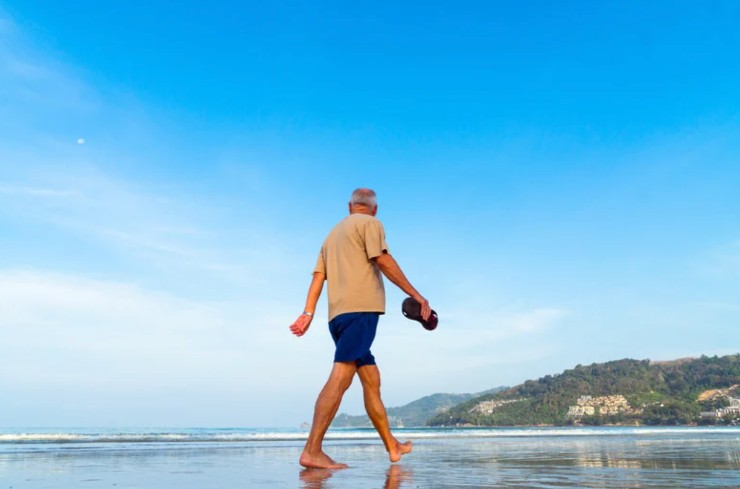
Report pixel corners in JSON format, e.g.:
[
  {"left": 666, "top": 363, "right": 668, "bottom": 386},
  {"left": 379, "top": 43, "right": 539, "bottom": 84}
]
[{"left": 428, "top": 355, "right": 740, "bottom": 426}]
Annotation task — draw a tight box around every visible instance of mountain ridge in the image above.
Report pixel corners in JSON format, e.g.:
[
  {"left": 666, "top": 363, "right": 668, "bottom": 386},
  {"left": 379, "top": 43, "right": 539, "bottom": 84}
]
[{"left": 332, "top": 387, "right": 507, "bottom": 428}]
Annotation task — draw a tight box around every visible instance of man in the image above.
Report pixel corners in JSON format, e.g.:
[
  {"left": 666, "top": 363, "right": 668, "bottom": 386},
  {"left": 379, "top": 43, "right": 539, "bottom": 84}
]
[{"left": 289, "top": 188, "right": 432, "bottom": 469}]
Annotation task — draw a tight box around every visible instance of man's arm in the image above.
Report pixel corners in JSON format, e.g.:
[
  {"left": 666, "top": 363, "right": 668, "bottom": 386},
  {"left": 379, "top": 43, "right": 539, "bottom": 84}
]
[
  {"left": 289, "top": 271, "right": 326, "bottom": 337},
  {"left": 373, "top": 253, "right": 432, "bottom": 320}
]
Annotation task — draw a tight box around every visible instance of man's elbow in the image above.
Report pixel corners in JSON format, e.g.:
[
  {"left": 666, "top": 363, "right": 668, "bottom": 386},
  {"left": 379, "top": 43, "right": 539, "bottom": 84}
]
[{"left": 373, "top": 252, "right": 393, "bottom": 271}]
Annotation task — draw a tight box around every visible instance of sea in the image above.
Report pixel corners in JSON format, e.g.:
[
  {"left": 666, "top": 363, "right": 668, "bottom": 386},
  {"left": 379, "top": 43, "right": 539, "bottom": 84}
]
[{"left": 1, "top": 426, "right": 738, "bottom": 488}]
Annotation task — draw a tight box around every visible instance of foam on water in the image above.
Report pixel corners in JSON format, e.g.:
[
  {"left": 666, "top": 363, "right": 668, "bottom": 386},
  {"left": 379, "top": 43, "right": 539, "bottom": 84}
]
[{"left": 1, "top": 426, "right": 738, "bottom": 445}]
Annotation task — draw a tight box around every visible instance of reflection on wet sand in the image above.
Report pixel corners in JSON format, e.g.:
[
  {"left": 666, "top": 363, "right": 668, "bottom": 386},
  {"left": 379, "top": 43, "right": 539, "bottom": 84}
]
[
  {"left": 299, "top": 467, "right": 334, "bottom": 488},
  {"left": 300, "top": 464, "right": 413, "bottom": 489},
  {"left": 385, "top": 464, "right": 413, "bottom": 489},
  {"left": 418, "top": 434, "right": 740, "bottom": 488},
  {"left": 576, "top": 454, "right": 642, "bottom": 469}
]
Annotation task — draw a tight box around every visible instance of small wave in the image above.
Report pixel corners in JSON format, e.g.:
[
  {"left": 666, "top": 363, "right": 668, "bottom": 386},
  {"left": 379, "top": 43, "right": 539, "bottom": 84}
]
[
  {"left": 0, "top": 432, "right": 311, "bottom": 444},
  {"left": 0, "top": 433, "right": 88, "bottom": 442},
  {"left": 1, "top": 426, "right": 738, "bottom": 445}
]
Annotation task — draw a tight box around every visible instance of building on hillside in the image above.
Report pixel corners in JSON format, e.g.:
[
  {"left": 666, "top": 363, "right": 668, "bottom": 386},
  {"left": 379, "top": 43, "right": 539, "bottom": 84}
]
[
  {"left": 566, "top": 395, "right": 633, "bottom": 419},
  {"left": 469, "top": 399, "right": 524, "bottom": 415},
  {"left": 700, "top": 396, "right": 740, "bottom": 419}
]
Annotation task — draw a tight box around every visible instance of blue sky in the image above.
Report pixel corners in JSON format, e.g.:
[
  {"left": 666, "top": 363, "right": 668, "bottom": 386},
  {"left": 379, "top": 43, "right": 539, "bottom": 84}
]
[{"left": 1, "top": 1, "right": 738, "bottom": 427}]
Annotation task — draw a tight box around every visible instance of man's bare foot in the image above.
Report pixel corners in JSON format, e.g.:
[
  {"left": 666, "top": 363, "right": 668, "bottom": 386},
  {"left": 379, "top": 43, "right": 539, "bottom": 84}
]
[
  {"left": 389, "top": 440, "right": 413, "bottom": 463},
  {"left": 299, "top": 450, "right": 349, "bottom": 469}
]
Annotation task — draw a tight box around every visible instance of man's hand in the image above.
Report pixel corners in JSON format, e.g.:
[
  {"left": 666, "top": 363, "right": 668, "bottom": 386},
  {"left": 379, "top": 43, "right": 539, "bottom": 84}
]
[
  {"left": 413, "top": 295, "right": 432, "bottom": 321},
  {"left": 290, "top": 313, "right": 313, "bottom": 337}
]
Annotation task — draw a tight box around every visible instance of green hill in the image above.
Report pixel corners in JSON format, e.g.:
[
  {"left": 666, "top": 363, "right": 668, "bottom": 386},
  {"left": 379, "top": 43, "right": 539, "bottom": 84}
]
[
  {"left": 332, "top": 387, "right": 506, "bottom": 428},
  {"left": 427, "top": 354, "right": 740, "bottom": 427}
]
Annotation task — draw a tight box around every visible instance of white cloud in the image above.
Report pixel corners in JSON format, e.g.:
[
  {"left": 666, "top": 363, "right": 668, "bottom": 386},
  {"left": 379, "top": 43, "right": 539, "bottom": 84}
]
[
  {"left": 697, "top": 239, "right": 740, "bottom": 277},
  {"left": 0, "top": 184, "right": 77, "bottom": 197},
  {"left": 436, "top": 304, "right": 569, "bottom": 347},
  {"left": 0, "top": 269, "right": 343, "bottom": 425},
  {"left": 492, "top": 307, "right": 568, "bottom": 335},
  {"left": 695, "top": 301, "right": 740, "bottom": 311},
  {"left": 0, "top": 271, "right": 241, "bottom": 379},
  {"left": 0, "top": 159, "right": 296, "bottom": 290},
  {"left": 719, "top": 240, "right": 740, "bottom": 269}
]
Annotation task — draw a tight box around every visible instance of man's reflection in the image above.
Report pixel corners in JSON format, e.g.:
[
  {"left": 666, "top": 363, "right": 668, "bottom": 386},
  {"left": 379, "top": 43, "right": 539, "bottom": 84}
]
[
  {"left": 385, "top": 464, "right": 413, "bottom": 489},
  {"left": 299, "top": 468, "right": 334, "bottom": 488},
  {"left": 299, "top": 464, "right": 413, "bottom": 489}
]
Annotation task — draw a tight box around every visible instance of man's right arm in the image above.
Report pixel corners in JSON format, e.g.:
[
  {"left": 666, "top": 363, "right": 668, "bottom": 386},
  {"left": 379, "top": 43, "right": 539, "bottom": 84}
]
[
  {"left": 373, "top": 253, "right": 431, "bottom": 320},
  {"left": 289, "top": 271, "right": 326, "bottom": 337}
]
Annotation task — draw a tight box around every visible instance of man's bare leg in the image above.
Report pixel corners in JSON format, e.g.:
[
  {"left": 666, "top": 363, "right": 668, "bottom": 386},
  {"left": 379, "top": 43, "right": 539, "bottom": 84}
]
[
  {"left": 357, "top": 365, "right": 413, "bottom": 463},
  {"left": 299, "top": 362, "right": 357, "bottom": 469}
]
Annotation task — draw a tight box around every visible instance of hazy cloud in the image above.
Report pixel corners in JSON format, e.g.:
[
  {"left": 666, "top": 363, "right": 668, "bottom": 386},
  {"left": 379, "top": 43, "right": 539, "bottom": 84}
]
[
  {"left": 698, "top": 239, "right": 740, "bottom": 276},
  {"left": 0, "top": 270, "right": 302, "bottom": 389},
  {"left": 0, "top": 185, "right": 77, "bottom": 197}
]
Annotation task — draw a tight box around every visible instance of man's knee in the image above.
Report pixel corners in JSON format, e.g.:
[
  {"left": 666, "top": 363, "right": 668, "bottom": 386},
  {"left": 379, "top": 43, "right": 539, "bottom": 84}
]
[
  {"left": 358, "top": 365, "right": 381, "bottom": 391},
  {"left": 339, "top": 375, "right": 354, "bottom": 391},
  {"left": 331, "top": 362, "right": 356, "bottom": 391}
]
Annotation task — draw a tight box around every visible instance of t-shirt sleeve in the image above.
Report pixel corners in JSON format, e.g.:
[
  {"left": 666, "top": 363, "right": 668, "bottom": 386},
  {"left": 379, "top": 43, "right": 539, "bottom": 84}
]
[
  {"left": 364, "top": 219, "right": 389, "bottom": 260},
  {"left": 314, "top": 247, "right": 326, "bottom": 274}
]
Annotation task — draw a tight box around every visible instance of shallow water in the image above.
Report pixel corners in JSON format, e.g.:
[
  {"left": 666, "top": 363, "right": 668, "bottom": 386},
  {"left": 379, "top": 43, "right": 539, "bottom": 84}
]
[{"left": 1, "top": 427, "right": 738, "bottom": 488}]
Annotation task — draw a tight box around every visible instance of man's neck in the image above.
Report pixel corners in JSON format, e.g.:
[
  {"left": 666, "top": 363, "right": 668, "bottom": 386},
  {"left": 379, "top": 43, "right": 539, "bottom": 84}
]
[{"left": 350, "top": 206, "right": 375, "bottom": 216}]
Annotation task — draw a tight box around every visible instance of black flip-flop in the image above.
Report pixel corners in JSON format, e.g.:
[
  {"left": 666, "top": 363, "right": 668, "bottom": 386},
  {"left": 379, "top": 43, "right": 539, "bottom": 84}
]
[{"left": 402, "top": 297, "right": 438, "bottom": 331}]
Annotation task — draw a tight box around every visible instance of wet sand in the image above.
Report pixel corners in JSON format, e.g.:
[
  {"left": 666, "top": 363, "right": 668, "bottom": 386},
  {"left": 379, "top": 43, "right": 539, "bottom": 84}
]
[{"left": 2, "top": 430, "right": 739, "bottom": 488}]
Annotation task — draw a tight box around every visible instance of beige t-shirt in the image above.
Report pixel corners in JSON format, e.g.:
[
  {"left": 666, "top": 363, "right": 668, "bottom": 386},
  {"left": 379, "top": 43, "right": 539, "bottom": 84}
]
[{"left": 314, "top": 213, "right": 389, "bottom": 321}]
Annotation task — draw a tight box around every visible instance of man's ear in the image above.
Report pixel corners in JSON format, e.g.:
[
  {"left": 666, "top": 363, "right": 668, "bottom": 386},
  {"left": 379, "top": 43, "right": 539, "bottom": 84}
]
[{"left": 372, "top": 205, "right": 378, "bottom": 216}]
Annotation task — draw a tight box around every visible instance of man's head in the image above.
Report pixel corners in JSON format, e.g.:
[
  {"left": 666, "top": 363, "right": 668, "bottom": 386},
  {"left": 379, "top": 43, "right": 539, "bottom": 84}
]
[{"left": 349, "top": 188, "right": 378, "bottom": 216}]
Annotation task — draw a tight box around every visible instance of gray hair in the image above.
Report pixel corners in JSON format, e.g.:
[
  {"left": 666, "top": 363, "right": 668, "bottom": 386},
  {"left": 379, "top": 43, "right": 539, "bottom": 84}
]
[{"left": 350, "top": 188, "right": 377, "bottom": 208}]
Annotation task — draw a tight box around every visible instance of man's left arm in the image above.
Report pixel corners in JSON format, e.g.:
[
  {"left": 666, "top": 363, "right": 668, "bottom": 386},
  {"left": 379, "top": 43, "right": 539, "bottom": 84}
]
[{"left": 373, "top": 253, "right": 432, "bottom": 320}]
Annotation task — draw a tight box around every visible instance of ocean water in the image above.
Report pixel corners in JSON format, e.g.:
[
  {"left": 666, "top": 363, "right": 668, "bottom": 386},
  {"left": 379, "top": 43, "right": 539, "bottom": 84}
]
[{"left": 1, "top": 426, "right": 738, "bottom": 488}]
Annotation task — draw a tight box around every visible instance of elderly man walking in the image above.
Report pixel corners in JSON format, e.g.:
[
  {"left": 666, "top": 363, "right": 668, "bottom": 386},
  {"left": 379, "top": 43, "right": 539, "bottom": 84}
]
[{"left": 290, "top": 188, "right": 432, "bottom": 469}]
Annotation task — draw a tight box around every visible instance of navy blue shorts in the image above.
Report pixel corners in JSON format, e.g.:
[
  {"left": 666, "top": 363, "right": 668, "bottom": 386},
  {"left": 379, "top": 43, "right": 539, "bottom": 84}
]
[{"left": 328, "top": 312, "right": 379, "bottom": 367}]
